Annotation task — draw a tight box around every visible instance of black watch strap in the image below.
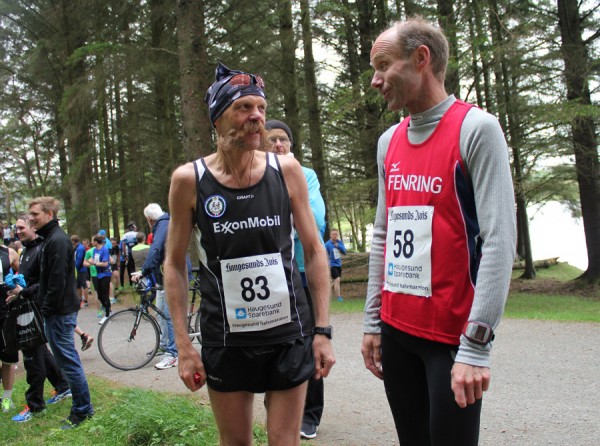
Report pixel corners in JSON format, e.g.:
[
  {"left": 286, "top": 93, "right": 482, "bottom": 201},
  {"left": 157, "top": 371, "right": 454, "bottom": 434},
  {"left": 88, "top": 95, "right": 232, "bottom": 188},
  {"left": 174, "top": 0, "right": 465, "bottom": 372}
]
[{"left": 313, "top": 326, "right": 333, "bottom": 340}]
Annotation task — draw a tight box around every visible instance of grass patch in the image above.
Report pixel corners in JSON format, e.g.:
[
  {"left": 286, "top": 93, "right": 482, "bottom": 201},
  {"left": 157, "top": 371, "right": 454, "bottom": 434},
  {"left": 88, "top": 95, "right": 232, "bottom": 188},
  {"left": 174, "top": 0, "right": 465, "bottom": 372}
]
[
  {"left": 505, "top": 293, "right": 600, "bottom": 322},
  {"left": 3, "top": 376, "right": 268, "bottom": 446}
]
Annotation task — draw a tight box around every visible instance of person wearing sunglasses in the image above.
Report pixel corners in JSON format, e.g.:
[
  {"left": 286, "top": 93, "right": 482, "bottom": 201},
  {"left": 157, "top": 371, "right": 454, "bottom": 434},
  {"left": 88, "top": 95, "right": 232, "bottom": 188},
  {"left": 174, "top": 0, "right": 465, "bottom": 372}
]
[{"left": 164, "top": 63, "right": 335, "bottom": 446}]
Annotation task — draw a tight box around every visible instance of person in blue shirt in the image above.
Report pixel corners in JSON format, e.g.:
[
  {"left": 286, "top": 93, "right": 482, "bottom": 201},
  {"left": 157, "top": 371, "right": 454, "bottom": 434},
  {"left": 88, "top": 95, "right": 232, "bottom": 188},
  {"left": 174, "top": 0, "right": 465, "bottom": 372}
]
[
  {"left": 324, "top": 229, "right": 346, "bottom": 302},
  {"left": 84, "top": 235, "right": 112, "bottom": 325},
  {"left": 265, "top": 119, "right": 328, "bottom": 441},
  {"left": 71, "top": 235, "right": 89, "bottom": 307}
]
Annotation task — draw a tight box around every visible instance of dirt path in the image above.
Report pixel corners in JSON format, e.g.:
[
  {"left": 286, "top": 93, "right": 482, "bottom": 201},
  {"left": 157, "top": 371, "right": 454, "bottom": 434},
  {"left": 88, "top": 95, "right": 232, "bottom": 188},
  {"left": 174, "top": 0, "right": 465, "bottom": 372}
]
[{"left": 31, "top": 302, "right": 600, "bottom": 445}]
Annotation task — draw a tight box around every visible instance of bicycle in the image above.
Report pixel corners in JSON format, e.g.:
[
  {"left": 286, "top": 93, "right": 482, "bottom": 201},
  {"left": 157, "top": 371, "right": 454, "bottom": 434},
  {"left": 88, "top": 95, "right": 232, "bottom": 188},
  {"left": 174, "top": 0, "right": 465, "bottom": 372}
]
[
  {"left": 97, "top": 275, "right": 201, "bottom": 370},
  {"left": 187, "top": 266, "right": 202, "bottom": 344}
]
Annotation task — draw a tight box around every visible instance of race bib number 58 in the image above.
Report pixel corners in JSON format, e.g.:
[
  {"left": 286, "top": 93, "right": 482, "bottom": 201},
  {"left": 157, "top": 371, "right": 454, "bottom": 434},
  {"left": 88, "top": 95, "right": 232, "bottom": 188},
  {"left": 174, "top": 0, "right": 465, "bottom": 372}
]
[
  {"left": 384, "top": 206, "right": 434, "bottom": 297},
  {"left": 221, "top": 252, "right": 291, "bottom": 332}
]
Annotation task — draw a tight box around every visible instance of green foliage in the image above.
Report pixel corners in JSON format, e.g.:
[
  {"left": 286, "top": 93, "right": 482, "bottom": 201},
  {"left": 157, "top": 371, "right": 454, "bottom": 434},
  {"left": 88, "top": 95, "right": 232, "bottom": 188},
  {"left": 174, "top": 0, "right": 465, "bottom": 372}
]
[{"left": 3, "top": 376, "right": 269, "bottom": 446}]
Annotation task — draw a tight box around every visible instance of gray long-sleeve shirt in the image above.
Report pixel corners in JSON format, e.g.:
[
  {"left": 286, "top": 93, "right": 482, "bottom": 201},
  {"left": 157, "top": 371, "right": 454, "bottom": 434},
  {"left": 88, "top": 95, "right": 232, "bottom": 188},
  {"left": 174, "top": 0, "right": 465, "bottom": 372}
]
[{"left": 363, "top": 95, "right": 517, "bottom": 367}]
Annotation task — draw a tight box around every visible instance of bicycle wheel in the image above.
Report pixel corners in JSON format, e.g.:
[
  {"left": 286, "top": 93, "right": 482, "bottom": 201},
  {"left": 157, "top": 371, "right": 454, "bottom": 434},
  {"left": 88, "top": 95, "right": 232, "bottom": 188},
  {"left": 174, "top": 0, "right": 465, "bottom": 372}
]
[
  {"left": 193, "top": 310, "right": 202, "bottom": 344},
  {"left": 97, "top": 308, "right": 160, "bottom": 370}
]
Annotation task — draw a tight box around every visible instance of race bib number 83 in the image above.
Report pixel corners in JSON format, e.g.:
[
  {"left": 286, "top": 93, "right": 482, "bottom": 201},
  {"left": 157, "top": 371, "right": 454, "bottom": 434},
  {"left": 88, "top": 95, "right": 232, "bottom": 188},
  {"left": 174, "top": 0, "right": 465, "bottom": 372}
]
[
  {"left": 384, "top": 205, "right": 434, "bottom": 297},
  {"left": 221, "top": 252, "right": 291, "bottom": 332}
]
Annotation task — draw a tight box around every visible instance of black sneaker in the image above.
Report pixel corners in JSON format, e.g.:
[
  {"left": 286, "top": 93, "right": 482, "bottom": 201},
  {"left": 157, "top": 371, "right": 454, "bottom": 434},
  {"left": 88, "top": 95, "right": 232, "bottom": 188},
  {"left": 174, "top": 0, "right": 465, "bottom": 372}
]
[
  {"left": 61, "top": 411, "right": 93, "bottom": 430},
  {"left": 300, "top": 422, "right": 318, "bottom": 439}
]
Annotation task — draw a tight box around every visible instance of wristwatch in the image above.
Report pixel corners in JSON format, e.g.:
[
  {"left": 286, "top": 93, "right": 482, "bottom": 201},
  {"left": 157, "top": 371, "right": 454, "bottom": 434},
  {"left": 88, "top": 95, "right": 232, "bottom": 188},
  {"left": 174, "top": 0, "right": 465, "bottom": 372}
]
[
  {"left": 462, "top": 321, "right": 495, "bottom": 346},
  {"left": 313, "top": 326, "right": 333, "bottom": 340}
]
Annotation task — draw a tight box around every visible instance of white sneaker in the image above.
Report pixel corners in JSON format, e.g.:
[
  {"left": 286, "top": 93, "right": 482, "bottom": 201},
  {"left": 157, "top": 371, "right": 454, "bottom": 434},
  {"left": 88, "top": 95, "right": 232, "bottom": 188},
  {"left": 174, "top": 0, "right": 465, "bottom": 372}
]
[
  {"left": 154, "top": 355, "right": 178, "bottom": 370},
  {"left": 98, "top": 316, "right": 108, "bottom": 325}
]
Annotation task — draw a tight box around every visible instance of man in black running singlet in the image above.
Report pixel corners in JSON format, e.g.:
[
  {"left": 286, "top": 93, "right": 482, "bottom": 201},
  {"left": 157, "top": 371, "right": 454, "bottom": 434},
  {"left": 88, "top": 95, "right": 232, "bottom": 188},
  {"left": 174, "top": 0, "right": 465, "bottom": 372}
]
[{"left": 164, "top": 63, "right": 335, "bottom": 446}]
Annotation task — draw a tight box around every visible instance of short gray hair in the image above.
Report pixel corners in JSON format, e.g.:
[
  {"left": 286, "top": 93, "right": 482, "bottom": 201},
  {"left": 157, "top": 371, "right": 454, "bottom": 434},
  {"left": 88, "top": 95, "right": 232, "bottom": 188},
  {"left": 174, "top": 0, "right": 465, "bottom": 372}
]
[{"left": 143, "top": 203, "right": 163, "bottom": 221}]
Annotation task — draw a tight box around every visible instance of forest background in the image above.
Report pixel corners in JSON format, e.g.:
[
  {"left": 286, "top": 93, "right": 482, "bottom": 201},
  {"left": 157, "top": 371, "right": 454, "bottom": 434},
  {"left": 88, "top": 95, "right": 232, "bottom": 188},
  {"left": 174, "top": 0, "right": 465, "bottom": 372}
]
[{"left": 0, "top": 0, "right": 598, "bottom": 285}]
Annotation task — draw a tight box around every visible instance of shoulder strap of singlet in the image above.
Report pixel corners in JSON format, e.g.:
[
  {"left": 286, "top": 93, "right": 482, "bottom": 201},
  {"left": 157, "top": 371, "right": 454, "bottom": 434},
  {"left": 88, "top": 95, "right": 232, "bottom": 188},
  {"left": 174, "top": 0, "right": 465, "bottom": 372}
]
[
  {"left": 192, "top": 159, "right": 207, "bottom": 228},
  {"left": 267, "top": 152, "right": 279, "bottom": 171}
]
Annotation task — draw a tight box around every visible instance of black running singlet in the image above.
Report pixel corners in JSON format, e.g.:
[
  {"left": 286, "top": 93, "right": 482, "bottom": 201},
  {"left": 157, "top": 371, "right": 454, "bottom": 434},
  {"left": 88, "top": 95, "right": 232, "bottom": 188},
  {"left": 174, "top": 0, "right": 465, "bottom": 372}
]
[{"left": 193, "top": 152, "right": 313, "bottom": 347}]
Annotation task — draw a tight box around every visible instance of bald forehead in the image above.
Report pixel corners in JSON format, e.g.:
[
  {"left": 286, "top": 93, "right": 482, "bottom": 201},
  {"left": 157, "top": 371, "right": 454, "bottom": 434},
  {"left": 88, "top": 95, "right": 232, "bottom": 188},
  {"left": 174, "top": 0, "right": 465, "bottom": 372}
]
[{"left": 370, "top": 28, "right": 400, "bottom": 65}]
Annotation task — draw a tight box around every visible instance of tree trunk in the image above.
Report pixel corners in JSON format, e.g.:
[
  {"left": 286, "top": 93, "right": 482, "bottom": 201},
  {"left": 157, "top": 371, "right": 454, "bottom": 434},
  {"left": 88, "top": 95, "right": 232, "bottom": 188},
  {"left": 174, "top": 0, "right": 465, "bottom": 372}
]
[
  {"left": 437, "top": 0, "right": 459, "bottom": 97},
  {"left": 299, "top": 0, "right": 326, "bottom": 197},
  {"left": 176, "top": 0, "right": 213, "bottom": 160},
  {"left": 557, "top": 0, "right": 600, "bottom": 284}
]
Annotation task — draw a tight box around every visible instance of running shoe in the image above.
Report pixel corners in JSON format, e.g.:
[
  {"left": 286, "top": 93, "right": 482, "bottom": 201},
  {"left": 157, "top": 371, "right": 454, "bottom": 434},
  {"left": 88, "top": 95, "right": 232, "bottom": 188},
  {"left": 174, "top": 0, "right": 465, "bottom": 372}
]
[
  {"left": 46, "top": 388, "right": 72, "bottom": 405},
  {"left": 12, "top": 406, "right": 45, "bottom": 422},
  {"left": 154, "top": 355, "right": 178, "bottom": 370},
  {"left": 1, "top": 398, "right": 14, "bottom": 413},
  {"left": 109, "top": 297, "right": 118, "bottom": 304},
  {"left": 300, "top": 422, "right": 318, "bottom": 439},
  {"left": 81, "top": 334, "right": 94, "bottom": 351},
  {"left": 98, "top": 312, "right": 113, "bottom": 325},
  {"left": 60, "top": 411, "right": 93, "bottom": 430},
  {"left": 336, "top": 296, "right": 344, "bottom": 302}
]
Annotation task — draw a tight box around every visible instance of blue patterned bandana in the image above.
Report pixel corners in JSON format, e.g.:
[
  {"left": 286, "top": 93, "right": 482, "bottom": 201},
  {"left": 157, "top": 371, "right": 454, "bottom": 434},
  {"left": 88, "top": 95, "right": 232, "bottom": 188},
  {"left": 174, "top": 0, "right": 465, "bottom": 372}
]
[{"left": 205, "top": 62, "right": 266, "bottom": 125}]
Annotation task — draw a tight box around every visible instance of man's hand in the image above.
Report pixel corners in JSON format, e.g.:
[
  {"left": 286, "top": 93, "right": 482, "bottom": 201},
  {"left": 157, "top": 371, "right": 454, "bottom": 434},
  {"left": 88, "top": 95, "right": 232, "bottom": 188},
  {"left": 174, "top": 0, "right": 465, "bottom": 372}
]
[
  {"left": 6, "top": 285, "right": 22, "bottom": 304},
  {"left": 361, "top": 333, "right": 383, "bottom": 380},
  {"left": 451, "top": 362, "right": 490, "bottom": 408},
  {"left": 131, "top": 272, "right": 142, "bottom": 283},
  {"left": 313, "top": 335, "right": 335, "bottom": 380},
  {"left": 177, "top": 344, "right": 206, "bottom": 392}
]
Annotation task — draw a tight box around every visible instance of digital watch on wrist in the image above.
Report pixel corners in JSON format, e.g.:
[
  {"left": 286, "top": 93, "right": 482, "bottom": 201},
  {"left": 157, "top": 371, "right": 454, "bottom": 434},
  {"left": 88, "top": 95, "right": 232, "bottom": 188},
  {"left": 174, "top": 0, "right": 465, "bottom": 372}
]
[
  {"left": 462, "top": 321, "right": 495, "bottom": 346},
  {"left": 313, "top": 326, "right": 333, "bottom": 340}
]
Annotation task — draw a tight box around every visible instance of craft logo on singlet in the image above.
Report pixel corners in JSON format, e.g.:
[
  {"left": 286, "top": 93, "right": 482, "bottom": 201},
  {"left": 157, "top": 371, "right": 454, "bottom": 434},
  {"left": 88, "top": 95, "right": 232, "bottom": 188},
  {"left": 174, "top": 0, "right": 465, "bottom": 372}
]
[
  {"left": 213, "top": 215, "right": 281, "bottom": 234},
  {"left": 204, "top": 195, "right": 226, "bottom": 218}
]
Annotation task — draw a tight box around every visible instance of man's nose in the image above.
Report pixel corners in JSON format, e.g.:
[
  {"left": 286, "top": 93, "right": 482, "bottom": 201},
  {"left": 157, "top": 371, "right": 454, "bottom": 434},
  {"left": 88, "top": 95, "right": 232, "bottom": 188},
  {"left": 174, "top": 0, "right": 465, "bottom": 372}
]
[{"left": 371, "top": 73, "right": 382, "bottom": 89}]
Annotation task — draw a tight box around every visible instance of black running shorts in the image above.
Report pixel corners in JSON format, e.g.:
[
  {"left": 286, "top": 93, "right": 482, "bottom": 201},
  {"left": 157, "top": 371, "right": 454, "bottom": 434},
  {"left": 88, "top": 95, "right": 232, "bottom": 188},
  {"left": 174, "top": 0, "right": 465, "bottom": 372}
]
[
  {"left": 330, "top": 266, "right": 342, "bottom": 279},
  {"left": 202, "top": 336, "right": 315, "bottom": 393},
  {"left": 76, "top": 270, "right": 88, "bottom": 289}
]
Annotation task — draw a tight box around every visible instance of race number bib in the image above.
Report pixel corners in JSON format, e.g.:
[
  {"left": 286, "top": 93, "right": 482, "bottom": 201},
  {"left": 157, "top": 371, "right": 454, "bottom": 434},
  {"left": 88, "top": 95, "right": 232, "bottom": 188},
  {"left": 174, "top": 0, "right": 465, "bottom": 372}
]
[
  {"left": 332, "top": 248, "right": 341, "bottom": 260},
  {"left": 384, "top": 206, "right": 434, "bottom": 297},
  {"left": 220, "top": 252, "right": 291, "bottom": 332}
]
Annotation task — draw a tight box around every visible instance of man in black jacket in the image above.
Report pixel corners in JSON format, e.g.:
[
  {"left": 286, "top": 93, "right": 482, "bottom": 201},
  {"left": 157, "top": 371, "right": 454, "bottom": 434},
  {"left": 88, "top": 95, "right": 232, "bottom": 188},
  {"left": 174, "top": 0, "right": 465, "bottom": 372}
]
[
  {"left": 28, "top": 197, "right": 94, "bottom": 428},
  {"left": 7, "top": 215, "right": 71, "bottom": 422}
]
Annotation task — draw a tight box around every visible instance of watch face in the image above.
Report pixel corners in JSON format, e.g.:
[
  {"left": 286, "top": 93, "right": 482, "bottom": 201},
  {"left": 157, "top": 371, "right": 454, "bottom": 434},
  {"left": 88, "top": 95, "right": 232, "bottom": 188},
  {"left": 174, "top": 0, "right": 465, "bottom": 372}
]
[{"left": 464, "top": 322, "right": 493, "bottom": 344}]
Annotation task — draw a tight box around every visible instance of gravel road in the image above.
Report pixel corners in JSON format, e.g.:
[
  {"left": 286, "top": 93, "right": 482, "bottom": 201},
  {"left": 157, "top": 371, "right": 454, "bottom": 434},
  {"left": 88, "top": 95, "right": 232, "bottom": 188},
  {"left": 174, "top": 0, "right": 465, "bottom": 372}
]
[{"left": 55, "top": 303, "right": 600, "bottom": 445}]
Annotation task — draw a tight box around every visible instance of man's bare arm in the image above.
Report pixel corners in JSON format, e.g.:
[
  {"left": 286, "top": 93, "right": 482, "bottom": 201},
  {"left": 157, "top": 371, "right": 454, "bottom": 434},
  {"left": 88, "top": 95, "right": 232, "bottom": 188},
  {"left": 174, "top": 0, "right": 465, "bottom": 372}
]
[{"left": 164, "top": 162, "right": 205, "bottom": 390}]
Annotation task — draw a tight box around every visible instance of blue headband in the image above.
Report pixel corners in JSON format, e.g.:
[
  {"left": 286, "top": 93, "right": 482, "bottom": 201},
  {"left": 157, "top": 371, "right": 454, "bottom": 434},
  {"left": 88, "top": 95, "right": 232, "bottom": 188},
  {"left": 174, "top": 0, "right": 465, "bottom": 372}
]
[{"left": 204, "top": 62, "right": 266, "bottom": 125}]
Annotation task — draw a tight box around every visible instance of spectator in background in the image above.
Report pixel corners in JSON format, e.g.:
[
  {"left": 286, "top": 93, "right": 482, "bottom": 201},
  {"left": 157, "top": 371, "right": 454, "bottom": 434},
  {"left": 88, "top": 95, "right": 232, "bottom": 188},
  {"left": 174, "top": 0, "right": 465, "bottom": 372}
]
[
  {"left": 71, "top": 235, "right": 89, "bottom": 307},
  {"left": 325, "top": 229, "right": 347, "bottom": 302},
  {"left": 132, "top": 203, "right": 177, "bottom": 369},
  {"left": 0, "top": 242, "right": 19, "bottom": 413},
  {"left": 109, "top": 237, "right": 120, "bottom": 301},
  {"left": 131, "top": 232, "right": 150, "bottom": 272},
  {"left": 119, "top": 222, "right": 137, "bottom": 288},
  {"left": 84, "top": 239, "right": 102, "bottom": 318},
  {"left": 8, "top": 215, "right": 72, "bottom": 422},
  {"left": 265, "top": 119, "right": 329, "bottom": 440},
  {"left": 84, "top": 235, "right": 112, "bottom": 325},
  {"left": 28, "top": 196, "right": 94, "bottom": 428}
]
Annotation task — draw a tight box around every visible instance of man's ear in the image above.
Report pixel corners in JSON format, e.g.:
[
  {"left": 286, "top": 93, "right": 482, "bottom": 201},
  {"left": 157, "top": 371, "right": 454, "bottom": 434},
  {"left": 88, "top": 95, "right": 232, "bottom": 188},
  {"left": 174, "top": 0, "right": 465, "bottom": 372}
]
[{"left": 414, "top": 45, "right": 430, "bottom": 71}]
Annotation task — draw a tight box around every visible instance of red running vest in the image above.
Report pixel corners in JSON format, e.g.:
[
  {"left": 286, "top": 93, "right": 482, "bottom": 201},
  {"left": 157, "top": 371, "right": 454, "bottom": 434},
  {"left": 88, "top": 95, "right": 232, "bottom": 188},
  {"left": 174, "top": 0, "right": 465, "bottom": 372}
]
[{"left": 382, "top": 100, "right": 481, "bottom": 345}]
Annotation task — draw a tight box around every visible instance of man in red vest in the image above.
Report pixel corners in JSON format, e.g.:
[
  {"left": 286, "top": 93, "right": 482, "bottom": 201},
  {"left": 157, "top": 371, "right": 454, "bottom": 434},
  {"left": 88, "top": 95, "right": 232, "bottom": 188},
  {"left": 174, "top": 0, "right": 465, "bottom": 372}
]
[{"left": 362, "top": 17, "right": 517, "bottom": 446}]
